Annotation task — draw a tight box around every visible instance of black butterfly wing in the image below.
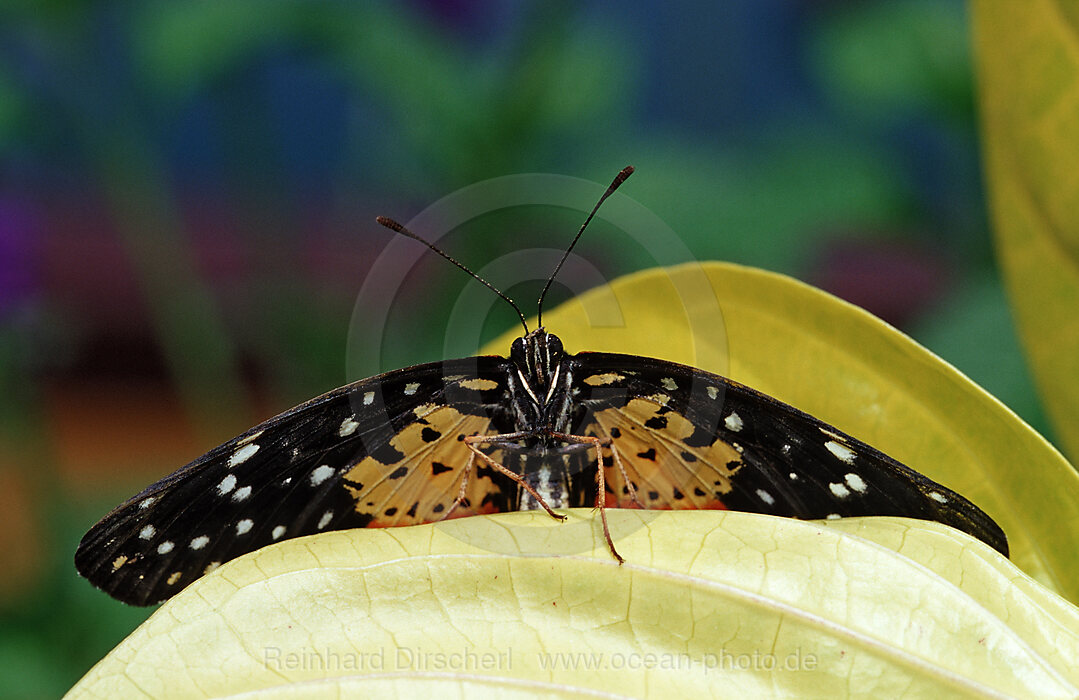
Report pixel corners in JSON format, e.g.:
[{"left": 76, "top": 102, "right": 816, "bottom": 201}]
[
  {"left": 568, "top": 352, "right": 1009, "bottom": 556},
  {"left": 75, "top": 356, "right": 523, "bottom": 606}
]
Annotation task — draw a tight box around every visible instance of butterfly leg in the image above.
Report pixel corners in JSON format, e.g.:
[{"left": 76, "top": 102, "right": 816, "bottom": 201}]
[
  {"left": 439, "top": 450, "right": 475, "bottom": 521},
  {"left": 605, "top": 437, "right": 645, "bottom": 509},
  {"left": 549, "top": 431, "right": 625, "bottom": 564},
  {"left": 463, "top": 433, "right": 567, "bottom": 522}
]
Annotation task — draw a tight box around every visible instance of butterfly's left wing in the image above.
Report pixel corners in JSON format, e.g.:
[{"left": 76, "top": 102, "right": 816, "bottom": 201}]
[
  {"left": 75, "top": 356, "right": 524, "bottom": 605},
  {"left": 567, "top": 352, "right": 1009, "bottom": 557}
]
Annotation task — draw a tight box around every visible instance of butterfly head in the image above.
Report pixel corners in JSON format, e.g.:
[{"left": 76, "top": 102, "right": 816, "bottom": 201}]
[{"left": 510, "top": 327, "right": 565, "bottom": 407}]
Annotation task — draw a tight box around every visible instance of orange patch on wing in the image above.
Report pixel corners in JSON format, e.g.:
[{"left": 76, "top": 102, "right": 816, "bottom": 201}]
[
  {"left": 588, "top": 397, "right": 743, "bottom": 510},
  {"left": 343, "top": 408, "right": 505, "bottom": 527}
]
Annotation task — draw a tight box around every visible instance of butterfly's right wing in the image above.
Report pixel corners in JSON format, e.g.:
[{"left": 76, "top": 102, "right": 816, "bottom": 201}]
[
  {"left": 568, "top": 351, "right": 1009, "bottom": 557},
  {"left": 75, "top": 356, "right": 521, "bottom": 606}
]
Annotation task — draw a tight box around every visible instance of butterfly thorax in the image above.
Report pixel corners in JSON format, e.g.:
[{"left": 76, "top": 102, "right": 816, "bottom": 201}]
[
  {"left": 507, "top": 328, "right": 575, "bottom": 435},
  {"left": 495, "top": 329, "right": 592, "bottom": 511}
]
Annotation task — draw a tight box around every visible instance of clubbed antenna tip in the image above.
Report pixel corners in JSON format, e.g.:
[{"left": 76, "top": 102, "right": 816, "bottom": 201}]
[{"left": 536, "top": 166, "right": 635, "bottom": 327}]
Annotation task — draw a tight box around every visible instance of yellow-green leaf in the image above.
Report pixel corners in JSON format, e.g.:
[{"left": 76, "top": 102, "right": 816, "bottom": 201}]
[
  {"left": 970, "top": 0, "right": 1079, "bottom": 463},
  {"left": 67, "top": 511, "right": 1079, "bottom": 699},
  {"left": 482, "top": 262, "right": 1079, "bottom": 601}
]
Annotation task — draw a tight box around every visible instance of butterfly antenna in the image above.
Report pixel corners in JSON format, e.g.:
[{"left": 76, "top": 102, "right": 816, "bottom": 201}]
[
  {"left": 376, "top": 216, "right": 530, "bottom": 334},
  {"left": 536, "top": 165, "right": 634, "bottom": 327}
]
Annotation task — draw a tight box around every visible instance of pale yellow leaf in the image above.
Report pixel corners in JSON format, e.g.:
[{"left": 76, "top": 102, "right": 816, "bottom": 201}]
[{"left": 67, "top": 511, "right": 1079, "bottom": 699}]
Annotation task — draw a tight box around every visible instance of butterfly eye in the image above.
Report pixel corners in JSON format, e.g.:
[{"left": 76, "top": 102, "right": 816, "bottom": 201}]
[
  {"left": 546, "top": 334, "right": 564, "bottom": 358},
  {"left": 509, "top": 337, "right": 527, "bottom": 367}
]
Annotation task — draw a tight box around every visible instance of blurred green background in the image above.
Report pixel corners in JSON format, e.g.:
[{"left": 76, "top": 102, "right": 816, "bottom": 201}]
[{"left": 0, "top": 1, "right": 1053, "bottom": 696}]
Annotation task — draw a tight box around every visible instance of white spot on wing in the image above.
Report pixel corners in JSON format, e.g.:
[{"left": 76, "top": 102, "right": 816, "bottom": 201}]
[
  {"left": 825, "top": 440, "right": 856, "bottom": 464},
  {"left": 756, "top": 489, "right": 774, "bottom": 505},
  {"left": 272, "top": 525, "right": 286, "bottom": 540},
  {"left": 788, "top": 472, "right": 798, "bottom": 481},
  {"left": 236, "top": 519, "right": 254, "bottom": 535},
  {"left": 139, "top": 497, "right": 155, "bottom": 509},
  {"left": 829, "top": 482, "right": 851, "bottom": 499},
  {"left": 204, "top": 562, "right": 221, "bottom": 575},
  {"left": 826, "top": 513, "right": 842, "bottom": 520},
  {"left": 229, "top": 443, "right": 259, "bottom": 468},
  {"left": 928, "top": 491, "right": 948, "bottom": 504},
  {"left": 338, "top": 417, "right": 359, "bottom": 437},
  {"left": 706, "top": 386, "right": 718, "bottom": 400},
  {"left": 845, "top": 473, "right": 867, "bottom": 493},
  {"left": 317, "top": 510, "right": 333, "bottom": 529},
  {"left": 167, "top": 571, "right": 182, "bottom": 585},
  {"left": 156, "top": 541, "right": 174, "bottom": 554},
  {"left": 139, "top": 525, "right": 155, "bottom": 540},
  {"left": 404, "top": 382, "right": 419, "bottom": 396},
  {"left": 217, "top": 474, "right": 237, "bottom": 495},
  {"left": 363, "top": 391, "right": 374, "bottom": 405},
  {"left": 189, "top": 535, "right": 209, "bottom": 550},
  {"left": 724, "top": 412, "right": 744, "bottom": 432},
  {"left": 232, "top": 485, "right": 252, "bottom": 502},
  {"left": 310, "top": 464, "right": 335, "bottom": 486},
  {"left": 661, "top": 377, "right": 678, "bottom": 390}
]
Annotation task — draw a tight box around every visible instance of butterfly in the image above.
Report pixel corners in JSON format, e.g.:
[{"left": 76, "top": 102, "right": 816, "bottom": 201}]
[{"left": 76, "top": 166, "right": 1009, "bottom": 606}]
